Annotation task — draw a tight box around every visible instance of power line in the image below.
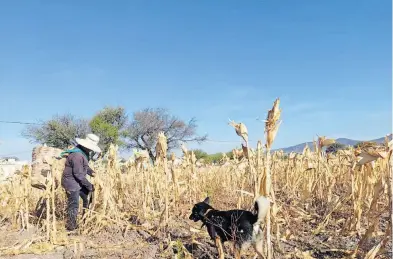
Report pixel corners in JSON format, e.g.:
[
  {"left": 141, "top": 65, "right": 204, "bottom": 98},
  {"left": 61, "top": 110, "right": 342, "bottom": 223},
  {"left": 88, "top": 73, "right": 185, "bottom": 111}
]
[
  {"left": 0, "top": 120, "right": 42, "bottom": 125},
  {"left": 206, "top": 139, "right": 241, "bottom": 143},
  {"left": 205, "top": 139, "right": 255, "bottom": 144}
]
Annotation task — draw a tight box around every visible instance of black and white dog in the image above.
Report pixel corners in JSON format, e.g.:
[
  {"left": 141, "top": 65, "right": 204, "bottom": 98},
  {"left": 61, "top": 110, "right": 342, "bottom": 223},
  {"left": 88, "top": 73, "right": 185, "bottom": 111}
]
[{"left": 189, "top": 196, "right": 271, "bottom": 259}]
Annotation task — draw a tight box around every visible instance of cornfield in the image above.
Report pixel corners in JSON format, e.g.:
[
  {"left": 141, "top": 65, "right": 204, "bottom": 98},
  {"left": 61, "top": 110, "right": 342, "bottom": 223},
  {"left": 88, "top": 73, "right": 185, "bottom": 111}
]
[{"left": 0, "top": 100, "right": 391, "bottom": 259}]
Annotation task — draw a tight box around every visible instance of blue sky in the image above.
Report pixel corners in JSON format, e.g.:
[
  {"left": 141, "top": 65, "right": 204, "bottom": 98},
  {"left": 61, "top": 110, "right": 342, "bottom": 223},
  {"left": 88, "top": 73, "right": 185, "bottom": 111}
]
[{"left": 0, "top": 0, "right": 391, "bottom": 161}]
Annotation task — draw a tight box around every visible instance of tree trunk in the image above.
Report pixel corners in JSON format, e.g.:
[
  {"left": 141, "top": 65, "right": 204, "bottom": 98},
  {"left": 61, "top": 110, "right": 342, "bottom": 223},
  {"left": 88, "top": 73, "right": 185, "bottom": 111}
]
[
  {"left": 148, "top": 149, "right": 156, "bottom": 165},
  {"left": 140, "top": 135, "right": 156, "bottom": 165}
]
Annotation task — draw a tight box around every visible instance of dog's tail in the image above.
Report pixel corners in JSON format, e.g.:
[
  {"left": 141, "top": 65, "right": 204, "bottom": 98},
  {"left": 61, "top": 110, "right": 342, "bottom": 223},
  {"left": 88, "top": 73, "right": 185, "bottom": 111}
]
[
  {"left": 254, "top": 196, "right": 271, "bottom": 223},
  {"left": 252, "top": 196, "right": 271, "bottom": 254}
]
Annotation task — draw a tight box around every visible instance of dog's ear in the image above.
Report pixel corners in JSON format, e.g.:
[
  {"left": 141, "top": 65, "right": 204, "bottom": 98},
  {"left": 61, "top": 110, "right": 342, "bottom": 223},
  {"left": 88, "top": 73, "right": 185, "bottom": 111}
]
[{"left": 203, "top": 197, "right": 210, "bottom": 204}]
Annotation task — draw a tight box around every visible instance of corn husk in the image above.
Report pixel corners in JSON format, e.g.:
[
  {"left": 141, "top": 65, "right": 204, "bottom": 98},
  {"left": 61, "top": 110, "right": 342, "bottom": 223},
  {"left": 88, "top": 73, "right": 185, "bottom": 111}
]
[
  {"left": 324, "top": 139, "right": 335, "bottom": 147},
  {"left": 337, "top": 149, "right": 352, "bottom": 156},
  {"left": 353, "top": 141, "right": 388, "bottom": 166},
  {"left": 355, "top": 151, "right": 380, "bottom": 166},
  {"left": 228, "top": 119, "right": 249, "bottom": 144},
  {"left": 265, "top": 98, "right": 281, "bottom": 149},
  {"left": 318, "top": 136, "right": 336, "bottom": 148}
]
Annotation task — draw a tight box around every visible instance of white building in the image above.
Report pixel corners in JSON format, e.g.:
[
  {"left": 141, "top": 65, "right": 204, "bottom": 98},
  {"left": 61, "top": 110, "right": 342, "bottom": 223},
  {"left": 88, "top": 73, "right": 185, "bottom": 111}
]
[{"left": 0, "top": 157, "right": 30, "bottom": 182}]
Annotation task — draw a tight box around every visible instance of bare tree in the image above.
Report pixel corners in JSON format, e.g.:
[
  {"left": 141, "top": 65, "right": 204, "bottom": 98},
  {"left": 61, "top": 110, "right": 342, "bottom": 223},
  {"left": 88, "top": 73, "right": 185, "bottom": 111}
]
[{"left": 123, "top": 108, "right": 207, "bottom": 162}]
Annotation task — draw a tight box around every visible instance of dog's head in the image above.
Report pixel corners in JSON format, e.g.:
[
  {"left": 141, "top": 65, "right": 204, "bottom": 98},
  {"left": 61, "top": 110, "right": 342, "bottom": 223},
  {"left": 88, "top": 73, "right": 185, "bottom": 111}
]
[{"left": 189, "top": 197, "right": 212, "bottom": 222}]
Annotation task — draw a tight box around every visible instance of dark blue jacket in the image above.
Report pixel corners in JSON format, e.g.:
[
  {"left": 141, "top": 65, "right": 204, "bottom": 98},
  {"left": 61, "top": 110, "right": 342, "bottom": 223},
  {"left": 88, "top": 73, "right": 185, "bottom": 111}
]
[{"left": 61, "top": 152, "right": 94, "bottom": 192}]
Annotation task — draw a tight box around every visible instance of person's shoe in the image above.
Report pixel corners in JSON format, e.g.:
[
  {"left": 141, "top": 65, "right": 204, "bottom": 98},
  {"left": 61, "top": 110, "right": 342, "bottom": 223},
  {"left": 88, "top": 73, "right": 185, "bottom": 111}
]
[
  {"left": 65, "top": 222, "right": 79, "bottom": 234},
  {"left": 66, "top": 228, "right": 79, "bottom": 236}
]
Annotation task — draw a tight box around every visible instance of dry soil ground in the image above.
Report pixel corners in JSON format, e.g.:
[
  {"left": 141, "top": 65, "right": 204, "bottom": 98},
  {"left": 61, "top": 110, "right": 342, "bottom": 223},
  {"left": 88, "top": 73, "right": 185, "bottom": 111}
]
[
  {"left": 1, "top": 188, "right": 391, "bottom": 259},
  {"left": 1, "top": 207, "right": 391, "bottom": 259}
]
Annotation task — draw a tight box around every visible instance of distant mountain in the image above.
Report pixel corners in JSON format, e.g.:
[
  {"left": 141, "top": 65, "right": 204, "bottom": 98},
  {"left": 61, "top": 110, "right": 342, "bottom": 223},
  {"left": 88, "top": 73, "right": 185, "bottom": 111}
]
[{"left": 274, "top": 135, "right": 392, "bottom": 153}]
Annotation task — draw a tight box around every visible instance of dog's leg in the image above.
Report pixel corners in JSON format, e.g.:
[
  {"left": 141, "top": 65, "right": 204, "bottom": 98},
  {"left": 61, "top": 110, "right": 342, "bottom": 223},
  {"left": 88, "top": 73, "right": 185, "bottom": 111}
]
[
  {"left": 253, "top": 225, "right": 265, "bottom": 258},
  {"left": 253, "top": 241, "right": 264, "bottom": 259},
  {"left": 234, "top": 245, "right": 242, "bottom": 259},
  {"left": 215, "top": 236, "right": 225, "bottom": 259}
]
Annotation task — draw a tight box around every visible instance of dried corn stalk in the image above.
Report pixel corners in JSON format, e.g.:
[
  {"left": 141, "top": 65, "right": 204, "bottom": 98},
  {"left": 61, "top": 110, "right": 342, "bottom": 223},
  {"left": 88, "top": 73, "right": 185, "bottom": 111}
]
[
  {"left": 181, "top": 142, "right": 191, "bottom": 164},
  {"left": 133, "top": 149, "right": 149, "bottom": 171},
  {"left": 221, "top": 153, "right": 229, "bottom": 163},
  {"left": 384, "top": 134, "right": 392, "bottom": 149},
  {"left": 261, "top": 97, "right": 282, "bottom": 259},
  {"left": 232, "top": 148, "right": 244, "bottom": 161},
  {"left": 170, "top": 152, "right": 176, "bottom": 162},
  {"left": 155, "top": 132, "right": 168, "bottom": 166},
  {"left": 181, "top": 142, "right": 188, "bottom": 155},
  {"left": 190, "top": 151, "right": 196, "bottom": 165},
  {"left": 302, "top": 144, "right": 310, "bottom": 156},
  {"left": 241, "top": 144, "right": 250, "bottom": 160},
  {"left": 155, "top": 132, "right": 169, "bottom": 225}
]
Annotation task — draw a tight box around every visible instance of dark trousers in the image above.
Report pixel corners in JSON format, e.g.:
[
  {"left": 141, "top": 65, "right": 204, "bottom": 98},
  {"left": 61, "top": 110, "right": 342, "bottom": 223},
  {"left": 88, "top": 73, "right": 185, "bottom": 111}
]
[{"left": 65, "top": 187, "right": 90, "bottom": 231}]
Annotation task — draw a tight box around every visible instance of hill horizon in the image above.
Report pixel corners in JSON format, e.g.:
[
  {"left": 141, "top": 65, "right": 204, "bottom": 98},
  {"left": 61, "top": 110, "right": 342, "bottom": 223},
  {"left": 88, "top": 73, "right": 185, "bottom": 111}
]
[{"left": 272, "top": 134, "right": 392, "bottom": 153}]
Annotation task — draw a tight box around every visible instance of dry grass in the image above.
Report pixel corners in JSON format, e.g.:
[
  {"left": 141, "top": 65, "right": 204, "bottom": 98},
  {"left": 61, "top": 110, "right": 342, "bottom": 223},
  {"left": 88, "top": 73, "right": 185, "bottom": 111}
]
[{"left": 0, "top": 103, "right": 391, "bottom": 258}]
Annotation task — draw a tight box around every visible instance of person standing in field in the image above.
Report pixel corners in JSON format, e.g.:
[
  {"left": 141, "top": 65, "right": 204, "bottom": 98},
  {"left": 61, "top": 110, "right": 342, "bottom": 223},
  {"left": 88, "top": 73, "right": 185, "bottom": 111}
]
[{"left": 61, "top": 134, "right": 101, "bottom": 232}]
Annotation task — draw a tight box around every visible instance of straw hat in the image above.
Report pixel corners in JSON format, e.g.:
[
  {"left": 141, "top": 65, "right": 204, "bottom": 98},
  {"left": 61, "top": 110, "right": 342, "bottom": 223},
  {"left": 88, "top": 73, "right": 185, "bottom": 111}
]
[{"left": 75, "top": 134, "right": 101, "bottom": 153}]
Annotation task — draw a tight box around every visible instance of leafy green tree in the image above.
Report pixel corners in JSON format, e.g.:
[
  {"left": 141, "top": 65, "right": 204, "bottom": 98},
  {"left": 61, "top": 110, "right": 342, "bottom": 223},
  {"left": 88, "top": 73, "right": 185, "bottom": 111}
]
[
  {"left": 22, "top": 114, "right": 90, "bottom": 149},
  {"left": 182, "top": 149, "right": 234, "bottom": 164},
  {"left": 89, "top": 106, "right": 128, "bottom": 153},
  {"left": 225, "top": 151, "right": 234, "bottom": 159},
  {"left": 206, "top": 153, "right": 222, "bottom": 164},
  {"left": 192, "top": 149, "right": 209, "bottom": 160}
]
